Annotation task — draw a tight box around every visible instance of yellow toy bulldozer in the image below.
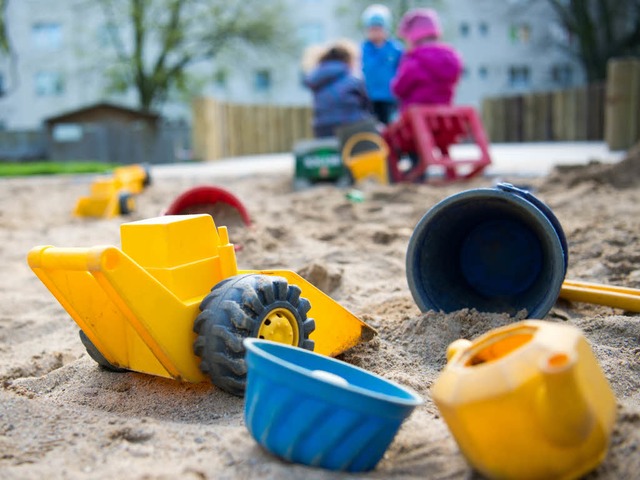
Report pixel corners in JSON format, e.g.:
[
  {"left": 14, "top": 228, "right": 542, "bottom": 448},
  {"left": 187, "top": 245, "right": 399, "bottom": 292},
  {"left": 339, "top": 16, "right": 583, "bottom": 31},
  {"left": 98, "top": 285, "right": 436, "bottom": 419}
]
[
  {"left": 74, "top": 164, "right": 151, "bottom": 218},
  {"left": 28, "top": 214, "right": 376, "bottom": 395}
]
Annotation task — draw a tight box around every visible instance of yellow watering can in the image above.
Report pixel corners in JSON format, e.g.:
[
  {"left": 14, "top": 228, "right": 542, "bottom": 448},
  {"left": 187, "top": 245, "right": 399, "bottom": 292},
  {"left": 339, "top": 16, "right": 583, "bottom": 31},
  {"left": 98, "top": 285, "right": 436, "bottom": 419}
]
[{"left": 432, "top": 320, "right": 616, "bottom": 480}]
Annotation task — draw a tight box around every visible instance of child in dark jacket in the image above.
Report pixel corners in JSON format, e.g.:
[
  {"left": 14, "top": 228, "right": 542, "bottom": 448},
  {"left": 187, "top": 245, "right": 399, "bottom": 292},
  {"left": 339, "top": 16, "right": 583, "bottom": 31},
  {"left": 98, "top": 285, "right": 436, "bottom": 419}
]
[
  {"left": 391, "top": 8, "right": 463, "bottom": 111},
  {"left": 304, "top": 43, "right": 374, "bottom": 138}
]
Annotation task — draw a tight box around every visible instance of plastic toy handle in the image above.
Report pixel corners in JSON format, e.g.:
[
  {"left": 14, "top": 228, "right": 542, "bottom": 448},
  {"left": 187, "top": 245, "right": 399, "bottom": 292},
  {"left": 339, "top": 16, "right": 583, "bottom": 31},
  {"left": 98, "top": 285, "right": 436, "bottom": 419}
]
[
  {"left": 560, "top": 279, "right": 640, "bottom": 312},
  {"left": 342, "top": 132, "right": 389, "bottom": 163}
]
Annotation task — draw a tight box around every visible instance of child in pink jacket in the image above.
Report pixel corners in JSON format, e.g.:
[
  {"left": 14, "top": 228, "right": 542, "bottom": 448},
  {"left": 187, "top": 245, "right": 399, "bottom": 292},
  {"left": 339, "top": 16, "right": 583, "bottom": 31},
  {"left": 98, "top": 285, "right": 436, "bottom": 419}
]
[{"left": 391, "top": 9, "right": 463, "bottom": 110}]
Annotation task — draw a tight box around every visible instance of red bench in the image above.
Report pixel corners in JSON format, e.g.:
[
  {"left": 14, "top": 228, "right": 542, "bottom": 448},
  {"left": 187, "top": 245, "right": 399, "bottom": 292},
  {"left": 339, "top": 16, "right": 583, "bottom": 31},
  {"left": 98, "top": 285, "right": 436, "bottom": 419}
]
[{"left": 383, "top": 105, "right": 492, "bottom": 183}]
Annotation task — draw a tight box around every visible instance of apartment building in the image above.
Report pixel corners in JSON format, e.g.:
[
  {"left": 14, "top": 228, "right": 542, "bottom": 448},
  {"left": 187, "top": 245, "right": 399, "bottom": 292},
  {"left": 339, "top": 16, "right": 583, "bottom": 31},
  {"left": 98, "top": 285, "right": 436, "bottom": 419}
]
[{"left": 0, "top": 0, "right": 582, "bottom": 130}]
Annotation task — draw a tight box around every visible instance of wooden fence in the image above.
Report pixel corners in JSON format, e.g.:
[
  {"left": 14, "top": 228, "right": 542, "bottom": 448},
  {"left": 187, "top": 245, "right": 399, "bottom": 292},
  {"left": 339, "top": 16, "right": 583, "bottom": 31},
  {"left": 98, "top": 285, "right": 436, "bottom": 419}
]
[
  {"left": 196, "top": 88, "right": 607, "bottom": 161},
  {"left": 193, "top": 60, "right": 640, "bottom": 160},
  {"left": 481, "top": 83, "right": 606, "bottom": 144},
  {"left": 192, "top": 97, "right": 313, "bottom": 161},
  {"left": 0, "top": 129, "right": 47, "bottom": 161},
  {"left": 482, "top": 58, "right": 640, "bottom": 150}
]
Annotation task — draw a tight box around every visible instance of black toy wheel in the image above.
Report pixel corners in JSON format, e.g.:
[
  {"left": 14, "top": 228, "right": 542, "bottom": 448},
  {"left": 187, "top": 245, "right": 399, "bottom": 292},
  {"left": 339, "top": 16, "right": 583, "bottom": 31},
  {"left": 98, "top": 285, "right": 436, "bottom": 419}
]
[
  {"left": 336, "top": 171, "right": 354, "bottom": 187},
  {"left": 142, "top": 164, "right": 152, "bottom": 187},
  {"left": 79, "top": 330, "right": 127, "bottom": 373},
  {"left": 118, "top": 191, "right": 134, "bottom": 215},
  {"left": 193, "top": 274, "right": 316, "bottom": 396}
]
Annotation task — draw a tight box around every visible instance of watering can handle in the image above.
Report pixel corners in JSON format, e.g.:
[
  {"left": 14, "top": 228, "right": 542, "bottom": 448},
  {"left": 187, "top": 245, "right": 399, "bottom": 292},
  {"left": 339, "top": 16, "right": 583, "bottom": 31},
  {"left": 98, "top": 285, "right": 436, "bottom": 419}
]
[{"left": 342, "top": 132, "right": 389, "bottom": 163}]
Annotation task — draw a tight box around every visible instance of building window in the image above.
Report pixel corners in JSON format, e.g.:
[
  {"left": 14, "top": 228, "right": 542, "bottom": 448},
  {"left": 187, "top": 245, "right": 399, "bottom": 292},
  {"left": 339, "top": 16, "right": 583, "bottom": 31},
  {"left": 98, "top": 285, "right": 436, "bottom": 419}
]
[
  {"left": 52, "top": 124, "right": 83, "bottom": 142},
  {"left": 0, "top": 72, "right": 5, "bottom": 96},
  {"left": 551, "top": 64, "right": 573, "bottom": 86},
  {"left": 459, "top": 22, "right": 470, "bottom": 37},
  {"left": 510, "top": 23, "right": 531, "bottom": 44},
  {"left": 478, "top": 66, "right": 488, "bottom": 80},
  {"left": 213, "top": 69, "right": 228, "bottom": 88},
  {"left": 298, "top": 22, "right": 325, "bottom": 47},
  {"left": 97, "top": 23, "right": 119, "bottom": 48},
  {"left": 548, "top": 23, "right": 573, "bottom": 46},
  {"left": 254, "top": 69, "right": 272, "bottom": 92},
  {"left": 35, "top": 71, "right": 65, "bottom": 96},
  {"left": 508, "top": 65, "right": 530, "bottom": 88},
  {"left": 479, "top": 22, "right": 489, "bottom": 37},
  {"left": 32, "top": 23, "right": 62, "bottom": 51}
]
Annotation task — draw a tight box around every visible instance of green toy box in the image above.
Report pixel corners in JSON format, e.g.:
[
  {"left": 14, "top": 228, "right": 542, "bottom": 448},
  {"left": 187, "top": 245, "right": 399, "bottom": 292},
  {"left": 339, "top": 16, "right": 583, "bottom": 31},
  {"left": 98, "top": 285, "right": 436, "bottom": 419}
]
[{"left": 292, "top": 138, "right": 350, "bottom": 190}]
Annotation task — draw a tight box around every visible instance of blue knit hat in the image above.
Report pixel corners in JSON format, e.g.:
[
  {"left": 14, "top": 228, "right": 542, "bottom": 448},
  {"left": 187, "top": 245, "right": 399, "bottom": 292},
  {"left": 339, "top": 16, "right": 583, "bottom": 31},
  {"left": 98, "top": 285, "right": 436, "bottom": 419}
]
[{"left": 362, "top": 4, "right": 392, "bottom": 31}]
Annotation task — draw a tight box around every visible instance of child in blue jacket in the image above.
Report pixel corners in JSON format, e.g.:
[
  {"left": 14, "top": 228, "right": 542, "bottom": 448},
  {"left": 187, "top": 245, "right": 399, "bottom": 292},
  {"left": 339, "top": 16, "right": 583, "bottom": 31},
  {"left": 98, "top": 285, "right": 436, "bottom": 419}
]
[
  {"left": 304, "top": 43, "right": 374, "bottom": 138},
  {"left": 361, "top": 4, "right": 403, "bottom": 124}
]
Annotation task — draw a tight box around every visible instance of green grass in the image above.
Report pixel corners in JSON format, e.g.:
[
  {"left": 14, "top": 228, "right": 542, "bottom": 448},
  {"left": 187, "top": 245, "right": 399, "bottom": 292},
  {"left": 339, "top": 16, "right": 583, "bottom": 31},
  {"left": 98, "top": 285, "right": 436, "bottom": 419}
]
[{"left": 0, "top": 161, "right": 118, "bottom": 177}]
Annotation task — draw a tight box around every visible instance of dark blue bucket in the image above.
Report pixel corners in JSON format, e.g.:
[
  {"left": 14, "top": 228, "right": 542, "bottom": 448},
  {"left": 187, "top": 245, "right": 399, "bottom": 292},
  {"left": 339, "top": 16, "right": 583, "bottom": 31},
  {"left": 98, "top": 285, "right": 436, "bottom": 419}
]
[{"left": 406, "top": 183, "right": 568, "bottom": 318}]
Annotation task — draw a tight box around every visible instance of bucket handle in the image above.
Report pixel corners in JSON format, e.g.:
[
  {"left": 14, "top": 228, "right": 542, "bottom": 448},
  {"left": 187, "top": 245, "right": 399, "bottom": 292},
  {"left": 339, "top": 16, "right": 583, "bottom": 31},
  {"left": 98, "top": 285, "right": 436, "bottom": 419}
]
[
  {"left": 497, "top": 183, "right": 568, "bottom": 273},
  {"left": 342, "top": 132, "right": 389, "bottom": 165}
]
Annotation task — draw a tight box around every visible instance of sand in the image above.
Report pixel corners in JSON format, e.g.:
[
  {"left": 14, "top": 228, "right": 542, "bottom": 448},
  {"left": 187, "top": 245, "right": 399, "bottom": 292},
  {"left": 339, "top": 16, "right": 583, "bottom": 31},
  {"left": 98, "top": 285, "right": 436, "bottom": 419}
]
[{"left": 1, "top": 150, "right": 639, "bottom": 479}]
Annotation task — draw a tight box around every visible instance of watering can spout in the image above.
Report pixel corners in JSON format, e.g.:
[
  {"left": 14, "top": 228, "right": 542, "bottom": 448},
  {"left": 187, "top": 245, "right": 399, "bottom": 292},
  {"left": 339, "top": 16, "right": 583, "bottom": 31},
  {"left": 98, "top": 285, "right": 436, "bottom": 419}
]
[{"left": 536, "top": 350, "right": 595, "bottom": 446}]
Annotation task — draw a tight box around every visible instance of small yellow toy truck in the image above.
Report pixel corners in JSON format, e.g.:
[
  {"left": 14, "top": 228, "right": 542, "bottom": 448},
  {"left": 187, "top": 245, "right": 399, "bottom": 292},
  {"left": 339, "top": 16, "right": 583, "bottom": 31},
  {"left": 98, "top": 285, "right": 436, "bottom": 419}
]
[
  {"left": 74, "top": 164, "right": 151, "bottom": 218},
  {"left": 28, "top": 214, "right": 376, "bottom": 395}
]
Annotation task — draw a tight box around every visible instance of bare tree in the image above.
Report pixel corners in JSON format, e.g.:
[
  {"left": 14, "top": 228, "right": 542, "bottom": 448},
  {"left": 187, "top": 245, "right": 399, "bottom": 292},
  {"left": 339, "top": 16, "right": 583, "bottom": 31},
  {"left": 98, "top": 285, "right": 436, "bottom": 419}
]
[
  {"left": 545, "top": 0, "right": 640, "bottom": 81},
  {"left": 98, "top": 0, "right": 293, "bottom": 111},
  {"left": 0, "top": 0, "right": 9, "bottom": 55}
]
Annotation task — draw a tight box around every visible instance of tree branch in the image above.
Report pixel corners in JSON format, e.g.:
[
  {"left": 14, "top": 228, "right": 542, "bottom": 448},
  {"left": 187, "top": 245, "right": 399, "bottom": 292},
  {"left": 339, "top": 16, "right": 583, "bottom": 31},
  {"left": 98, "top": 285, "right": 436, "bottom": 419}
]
[
  {"left": 0, "top": 0, "right": 10, "bottom": 54},
  {"left": 97, "top": 0, "right": 130, "bottom": 63},
  {"left": 151, "top": 0, "right": 184, "bottom": 80}
]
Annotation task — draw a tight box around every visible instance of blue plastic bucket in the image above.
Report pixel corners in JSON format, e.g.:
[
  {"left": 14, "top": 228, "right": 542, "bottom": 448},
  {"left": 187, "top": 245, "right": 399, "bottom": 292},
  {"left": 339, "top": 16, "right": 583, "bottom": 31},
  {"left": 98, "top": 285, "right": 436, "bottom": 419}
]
[
  {"left": 243, "top": 339, "right": 423, "bottom": 472},
  {"left": 406, "top": 183, "right": 568, "bottom": 318}
]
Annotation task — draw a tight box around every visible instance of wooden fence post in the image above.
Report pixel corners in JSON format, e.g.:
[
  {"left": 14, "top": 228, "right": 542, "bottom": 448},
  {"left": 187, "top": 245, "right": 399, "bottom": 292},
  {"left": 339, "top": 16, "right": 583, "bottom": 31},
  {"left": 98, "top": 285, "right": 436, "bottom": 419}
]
[
  {"left": 585, "top": 83, "right": 605, "bottom": 140},
  {"left": 504, "top": 96, "right": 523, "bottom": 142},
  {"left": 192, "top": 97, "right": 207, "bottom": 161},
  {"left": 575, "top": 86, "right": 588, "bottom": 141},
  {"left": 523, "top": 92, "right": 550, "bottom": 142},
  {"left": 481, "top": 98, "right": 496, "bottom": 142},
  {"left": 192, "top": 97, "right": 225, "bottom": 161},
  {"left": 552, "top": 89, "right": 566, "bottom": 141},
  {"left": 605, "top": 58, "right": 640, "bottom": 150},
  {"left": 494, "top": 97, "right": 507, "bottom": 143}
]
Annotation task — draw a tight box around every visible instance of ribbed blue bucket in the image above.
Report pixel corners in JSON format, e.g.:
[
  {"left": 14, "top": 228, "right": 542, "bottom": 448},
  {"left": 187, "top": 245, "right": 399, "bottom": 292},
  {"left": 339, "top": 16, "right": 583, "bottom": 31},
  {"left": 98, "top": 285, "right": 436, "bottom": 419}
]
[
  {"left": 243, "top": 339, "right": 423, "bottom": 472},
  {"left": 406, "top": 183, "right": 568, "bottom": 319}
]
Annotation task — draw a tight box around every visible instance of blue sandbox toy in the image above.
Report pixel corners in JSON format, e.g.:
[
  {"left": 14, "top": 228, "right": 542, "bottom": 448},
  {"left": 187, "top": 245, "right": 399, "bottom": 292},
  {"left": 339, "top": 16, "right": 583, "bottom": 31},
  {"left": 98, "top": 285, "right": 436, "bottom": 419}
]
[
  {"left": 406, "top": 183, "right": 568, "bottom": 318},
  {"left": 243, "top": 339, "right": 423, "bottom": 472}
]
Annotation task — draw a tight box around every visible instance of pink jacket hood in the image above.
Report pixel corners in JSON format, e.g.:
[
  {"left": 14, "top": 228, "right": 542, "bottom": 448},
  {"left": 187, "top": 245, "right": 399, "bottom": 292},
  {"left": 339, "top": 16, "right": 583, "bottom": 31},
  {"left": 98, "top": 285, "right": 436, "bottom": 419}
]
[{"left": 391, "top": 42, "right": 463, "bottom": 108}]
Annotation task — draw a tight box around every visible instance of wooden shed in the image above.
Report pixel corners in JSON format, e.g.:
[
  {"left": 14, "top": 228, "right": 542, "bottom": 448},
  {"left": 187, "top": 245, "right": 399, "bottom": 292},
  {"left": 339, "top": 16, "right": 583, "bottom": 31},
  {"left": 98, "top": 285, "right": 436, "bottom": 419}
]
[
  {"left": 45, "top": 102, "right": 160, "bottom": 128},
  {"left": 44, "top": 102, "right": 169, "bottom": 164}
]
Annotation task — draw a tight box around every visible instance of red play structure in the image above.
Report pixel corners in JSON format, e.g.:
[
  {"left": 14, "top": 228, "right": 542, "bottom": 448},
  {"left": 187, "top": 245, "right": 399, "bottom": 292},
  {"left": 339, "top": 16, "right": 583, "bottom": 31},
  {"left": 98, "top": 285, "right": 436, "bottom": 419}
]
[{"left": 382, "top": 105, "right": 492, "bottom": 183}]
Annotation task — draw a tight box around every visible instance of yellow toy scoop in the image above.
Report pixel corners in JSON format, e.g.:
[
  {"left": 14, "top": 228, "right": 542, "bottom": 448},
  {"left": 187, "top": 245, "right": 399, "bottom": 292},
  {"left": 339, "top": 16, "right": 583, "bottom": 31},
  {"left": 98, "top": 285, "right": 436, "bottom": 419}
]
[{"left": 560, "top": 279, "right": 640, "bottom": 312}]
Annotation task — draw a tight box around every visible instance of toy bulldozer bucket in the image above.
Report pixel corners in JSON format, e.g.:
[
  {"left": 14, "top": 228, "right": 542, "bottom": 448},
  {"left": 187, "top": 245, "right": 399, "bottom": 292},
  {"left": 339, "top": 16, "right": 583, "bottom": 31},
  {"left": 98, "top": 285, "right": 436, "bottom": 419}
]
[
  {"left": 28, "top": 214, "right": 375, "bottom": 385},
  {"left": 74, "top": 178, "right": 136, "bottom": 218},
  {"left": 341, "top": 132, "right": 390, "bottom": 184}
]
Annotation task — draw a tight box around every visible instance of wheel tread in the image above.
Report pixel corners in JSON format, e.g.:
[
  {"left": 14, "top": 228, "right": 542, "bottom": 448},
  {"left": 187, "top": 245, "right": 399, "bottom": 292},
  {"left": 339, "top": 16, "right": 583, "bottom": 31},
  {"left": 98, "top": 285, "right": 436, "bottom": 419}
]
[
  {"left": 241, "top": 287, "right": 266, "bottom": 316},
  {"left": 221, "top": 300, "right": 254, "bottom": 331}
]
